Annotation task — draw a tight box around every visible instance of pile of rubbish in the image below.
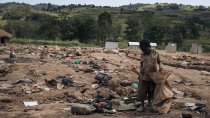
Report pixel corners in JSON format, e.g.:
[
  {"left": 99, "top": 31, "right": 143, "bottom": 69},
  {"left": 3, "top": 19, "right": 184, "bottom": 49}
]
[{"left": 0, "top": 44, "right": 209, "bottom": 117}]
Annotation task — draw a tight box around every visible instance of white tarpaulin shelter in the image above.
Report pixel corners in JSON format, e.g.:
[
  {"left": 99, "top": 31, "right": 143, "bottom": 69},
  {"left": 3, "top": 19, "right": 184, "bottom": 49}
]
[
  {"left": 165, "top": 42, "right": 177, "bottom": 53},
  {"left": 190, "top": 43, "right": 203, "bottom": 54},
  {"left": 128, "top": 42, "right": 157, "bottom": 50},
  {"left": 128, "top": 42, "right": 139, "bottom": 50},
  {"left": 105, "top": 42, "right": 119, "bottom": 49},
  {"left": 150, "top": 43, "right": 157, "bottom": 49}
]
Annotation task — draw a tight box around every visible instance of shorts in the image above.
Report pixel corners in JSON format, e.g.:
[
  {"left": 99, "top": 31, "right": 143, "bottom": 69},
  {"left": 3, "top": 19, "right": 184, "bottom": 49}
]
[{"left": 138, "top": 79, "right": 155, "bottom": 101}]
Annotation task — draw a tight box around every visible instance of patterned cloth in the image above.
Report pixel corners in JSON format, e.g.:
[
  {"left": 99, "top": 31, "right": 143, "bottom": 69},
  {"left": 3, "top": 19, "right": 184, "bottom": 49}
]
[
  {"left": 138, "top": 79, "right": 155, "bottom": 101},
  {"left": 140, "top": 49, "right": 160, "bottom": 81}
]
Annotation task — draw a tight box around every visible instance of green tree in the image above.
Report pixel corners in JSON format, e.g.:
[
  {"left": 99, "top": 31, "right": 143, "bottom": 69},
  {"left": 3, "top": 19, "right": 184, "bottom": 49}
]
[
  {"left": 77, "top": 16, "right": 97, "bottom": 43},
  {"left": 3, "top": 21, "right": 38, "bottom": 39},
  {"left": 143, "top": 25, "right": 165, "bottom": 45},
  {"left": 111, "top": 24, "right": 122, "bottom": 41},
  {"left": 140, "top": 11, "right": 155, "bottom": 36},
  {"left": 165, "top": 28, "right": 184, "bottom": 45},
  {"left": 124, "top": 16, "right": 141, "bottom": 41},
  {"left": 186, "top": 20, "right": 200, "bottom": 39},
  {"left": 97, "top": 12, "right": 112, "bottom": 46},
  {"left": 37, "top": 18, "right": 61, "bottom": 40},
  {"left": 156, "top": 5, "right": 163, "bottom": 11},
  {"left": 3, "top": 6, "right": 31, "bottom": 20},
  {"left": 169, "top": 3, "right": 179, "bottom": 10},
  {"left": 190, "top": 24, "right": 200, "bottom": 39},
  {"left": 60, "top": 19, "right": 75, "bottom": 40}
]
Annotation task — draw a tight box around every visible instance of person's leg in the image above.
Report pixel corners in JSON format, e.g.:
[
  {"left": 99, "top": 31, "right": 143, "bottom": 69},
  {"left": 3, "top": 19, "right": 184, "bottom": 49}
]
[
  {"left": 147, "top": 81, "right": 156, "bottom": 106},
  {"left": 137, "top": 79, "right": 149, "bottom": 112}
]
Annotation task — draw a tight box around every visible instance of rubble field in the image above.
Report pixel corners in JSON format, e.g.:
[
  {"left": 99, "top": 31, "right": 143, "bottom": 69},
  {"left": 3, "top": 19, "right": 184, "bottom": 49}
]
[{"left": 0, "top": 44, "right": 210, "bottom": 118}]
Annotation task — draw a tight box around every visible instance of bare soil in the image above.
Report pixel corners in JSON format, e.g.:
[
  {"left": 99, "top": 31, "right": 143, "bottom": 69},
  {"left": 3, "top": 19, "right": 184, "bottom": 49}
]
[{"left": 0, "top": 44, "right": 210, "bottom": 118}]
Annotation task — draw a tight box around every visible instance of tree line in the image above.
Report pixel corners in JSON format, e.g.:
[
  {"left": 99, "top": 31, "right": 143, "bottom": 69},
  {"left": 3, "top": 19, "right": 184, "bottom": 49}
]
[
  {"left": 2, "top": 11, "right": 119, "bottom": 46},
  {"left": 1, "top": 5, "right": 210, "bottom": 47}
]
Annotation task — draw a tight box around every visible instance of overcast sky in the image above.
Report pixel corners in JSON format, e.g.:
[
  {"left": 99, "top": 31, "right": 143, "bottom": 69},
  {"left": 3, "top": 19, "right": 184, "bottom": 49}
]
[{"left": 0, "top": 0, "right": 210, "bottom": 6}]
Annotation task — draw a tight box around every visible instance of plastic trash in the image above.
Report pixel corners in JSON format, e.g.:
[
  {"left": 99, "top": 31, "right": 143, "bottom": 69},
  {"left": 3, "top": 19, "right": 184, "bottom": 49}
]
[
  {"left": 132, "top": 83, "right": 139, "bottom": 89},
  {"left": 12, "top": 77, "right": 36, "bottom": 85},
  {"left": 24, "top": 101, "right": 38, "bottom": 107},
  {"left": 72, "top": 60, "right": 81, "bottom": 64},
  {"left": 71, "top": 103, "right": 96, "bottom": 115}
]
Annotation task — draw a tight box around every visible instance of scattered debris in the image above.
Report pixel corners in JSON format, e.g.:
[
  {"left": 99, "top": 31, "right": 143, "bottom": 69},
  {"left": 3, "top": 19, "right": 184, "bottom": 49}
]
[
  {"left": 20, "top": 84, "right": 42, "bottom": 94},
  {"left": 117, "top": 102, "right": 136, "bottom": 111},
  {"left": 15, "top": 57, "right": 34, "bottom": 63},
  {"left": 172, "top": 88, "right": 185, "bottom": 99},
  {"left": 120, "top": 80, "right": 132, "bottom": 87},
  {"left": 71, "top": 103, "right": 96, "bottom": 115},
  {"left": 12, "top": 77, "right": 36, "bottom": 85},
  {"left": 97, "top": 88, "right": 119, "bottom": 99},
  {"left": 95, "top": 73, "right": 112, "bottom": 86},
  {"left": 9, "top": 50, "right": 16, "bottom": 58},
  {"left": 56, "top": 75, "right": 73, "bottom": 87},
  {"left": 91, "top": 84, "right": 100, "bottom": 89},
  {"left": 174, "top": 79, "right": 182, "bottom": 83},
  {"left": 0, "top": 84, "right": 15, "bottom": 89},
  {"left": 181, "top": 113, "right": 192, "bottom": 118},
  {"left": 131, "top": 83, "right": 139, "bottom": 89},
  {"left": 45, "top": 79, "right": 58, "bottom": 87},
  {"left": 0, "top": 96, "right": 13, "bottom": 103},
  {"left": 72, "top": 60, "right": 81, "bottom": 64},
  {"left": 200, "top": 71, "right": 210, "bottom": 76},
  {"left": 0, "top": 65, "right": 11, "bottom": 77},
  {"left": 45, "top": 76, "right": 74, "bottom": 89},
  {"left": 30, "top": 70, "right": 46, "bottom": 77},
  {"left": 75, "top": 50, "right": 83, "bottom": 56},
  {"left": 0, "top": 45, "right": 209, "bottom": 117},
  {"left": 0, "top": 60, "right": 5, "bottom": 64},
  {"left": 23, "top": 101, "right": 38, "bottom": 107},
  {"left": 185, "top": 103, "right": 206, "bottom": 111}
]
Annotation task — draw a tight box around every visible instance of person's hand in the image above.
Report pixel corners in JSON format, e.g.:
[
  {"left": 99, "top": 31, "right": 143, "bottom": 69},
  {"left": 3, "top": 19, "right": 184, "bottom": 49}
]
[
  {"left": 140, "top": 68, "right": 144, "bottom": 74},
  {"left": 159, "top": 67, "right": 163, "bottom": 71},
  {"left": 138, "top": 75, "right": 141, "bottom": 80}
]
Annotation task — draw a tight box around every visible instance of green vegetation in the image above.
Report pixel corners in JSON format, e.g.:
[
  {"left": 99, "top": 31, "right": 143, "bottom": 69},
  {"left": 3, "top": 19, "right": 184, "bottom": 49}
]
[
  {"left": 0, "top": 2, "right": 210, "bottom": 52},
  {"left": 10, "top": 38, "right": 94, "bottom": 47}
]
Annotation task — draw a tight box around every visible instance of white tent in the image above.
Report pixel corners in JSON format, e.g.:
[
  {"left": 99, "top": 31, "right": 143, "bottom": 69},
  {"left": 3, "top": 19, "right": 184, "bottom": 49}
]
[
  {"left": 150, "top": 43, "right": 157, "bottom": 49},
  {"left": 128, "top": 42, "right": 157, "bottom": 50},
  {"left": 105, "top": 42, "right": 119, "bottom": 49},
  {"left": 128, "top": 42, "right": 139, "bottom": 50}
]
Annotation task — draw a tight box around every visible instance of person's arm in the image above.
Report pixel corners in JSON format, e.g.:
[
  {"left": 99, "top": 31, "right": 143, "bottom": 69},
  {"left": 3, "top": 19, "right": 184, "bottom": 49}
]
[
  {"left": 140, "top": 60, "right": 144, "bottom": 74},
  {"left": 157, "top": 53, "right": 163, "bottom": 71}
]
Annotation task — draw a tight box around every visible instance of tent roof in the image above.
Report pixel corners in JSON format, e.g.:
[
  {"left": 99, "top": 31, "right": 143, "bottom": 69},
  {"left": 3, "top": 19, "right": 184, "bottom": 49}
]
[
  {"left": 128, "top": 42, "right": 139, "bottom": 46},
  {"left": 0, "top": 29, "right": 12, "bottom": 39}
]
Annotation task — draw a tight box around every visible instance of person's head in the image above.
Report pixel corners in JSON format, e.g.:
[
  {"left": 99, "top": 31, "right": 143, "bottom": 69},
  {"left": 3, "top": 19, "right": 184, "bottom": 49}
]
[{"left": 140, "top": 39, "right": 151, "bottom": 54}]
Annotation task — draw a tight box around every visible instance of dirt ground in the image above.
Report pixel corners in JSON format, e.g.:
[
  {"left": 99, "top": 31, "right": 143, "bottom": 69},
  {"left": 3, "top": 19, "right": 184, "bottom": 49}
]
[{"left": 0, "top": 44, "right": 210, "bottom": 118}]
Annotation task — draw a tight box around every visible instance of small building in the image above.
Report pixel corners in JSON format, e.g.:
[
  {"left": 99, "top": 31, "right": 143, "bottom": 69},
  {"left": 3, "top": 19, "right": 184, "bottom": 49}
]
[
  {"left": 165, "top": 42, "right": 177, "bottom": 53},
  {"left": 190, "top": 43, "right": 203, "bottom": 54},
  {"left": 0, "top": 29, "right": 12, "bottom": 44},
  {"left": 105, "top": 42, "right": 119, "bottom": 49},
  {"left": 150, "top": 43, "right": 157, "bottom": 49},
  {"left": 128, "top": 42, "right": 139, "bottom": 50},
  {"left": 128, "top": 42, "right": 157, "bottom": 50}
]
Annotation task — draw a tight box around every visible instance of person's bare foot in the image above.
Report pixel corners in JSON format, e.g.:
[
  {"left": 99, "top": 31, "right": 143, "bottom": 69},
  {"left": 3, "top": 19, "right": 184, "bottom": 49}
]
[
  {"left": 147, "top": 100, "right": 152, "bottom": 107},
  {"left": 137, "top": 105, "right": 144, "bottom": 112}
]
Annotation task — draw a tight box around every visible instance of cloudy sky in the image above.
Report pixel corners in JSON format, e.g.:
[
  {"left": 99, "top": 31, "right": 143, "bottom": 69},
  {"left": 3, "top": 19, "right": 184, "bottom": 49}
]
[{"left": 0, "top": 0, "right": 210, "bottom": 6}]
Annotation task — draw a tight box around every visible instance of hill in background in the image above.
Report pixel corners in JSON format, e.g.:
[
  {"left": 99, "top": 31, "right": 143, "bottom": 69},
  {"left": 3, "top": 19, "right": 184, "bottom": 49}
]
[{"left": 0, "top": 2, "right": 210, "bottom": 52}]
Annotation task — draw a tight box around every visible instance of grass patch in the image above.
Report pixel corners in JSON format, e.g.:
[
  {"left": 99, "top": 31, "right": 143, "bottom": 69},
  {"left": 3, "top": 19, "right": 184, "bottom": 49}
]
[
  {"left": 10, "top": 38, "right": 96, "bottom": 47},
  {"left": 119, "top": 39, "right": 128, "bottom": 49},
  {"left": 181, "top": 39, "right": 210, "bottom": 52}
]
